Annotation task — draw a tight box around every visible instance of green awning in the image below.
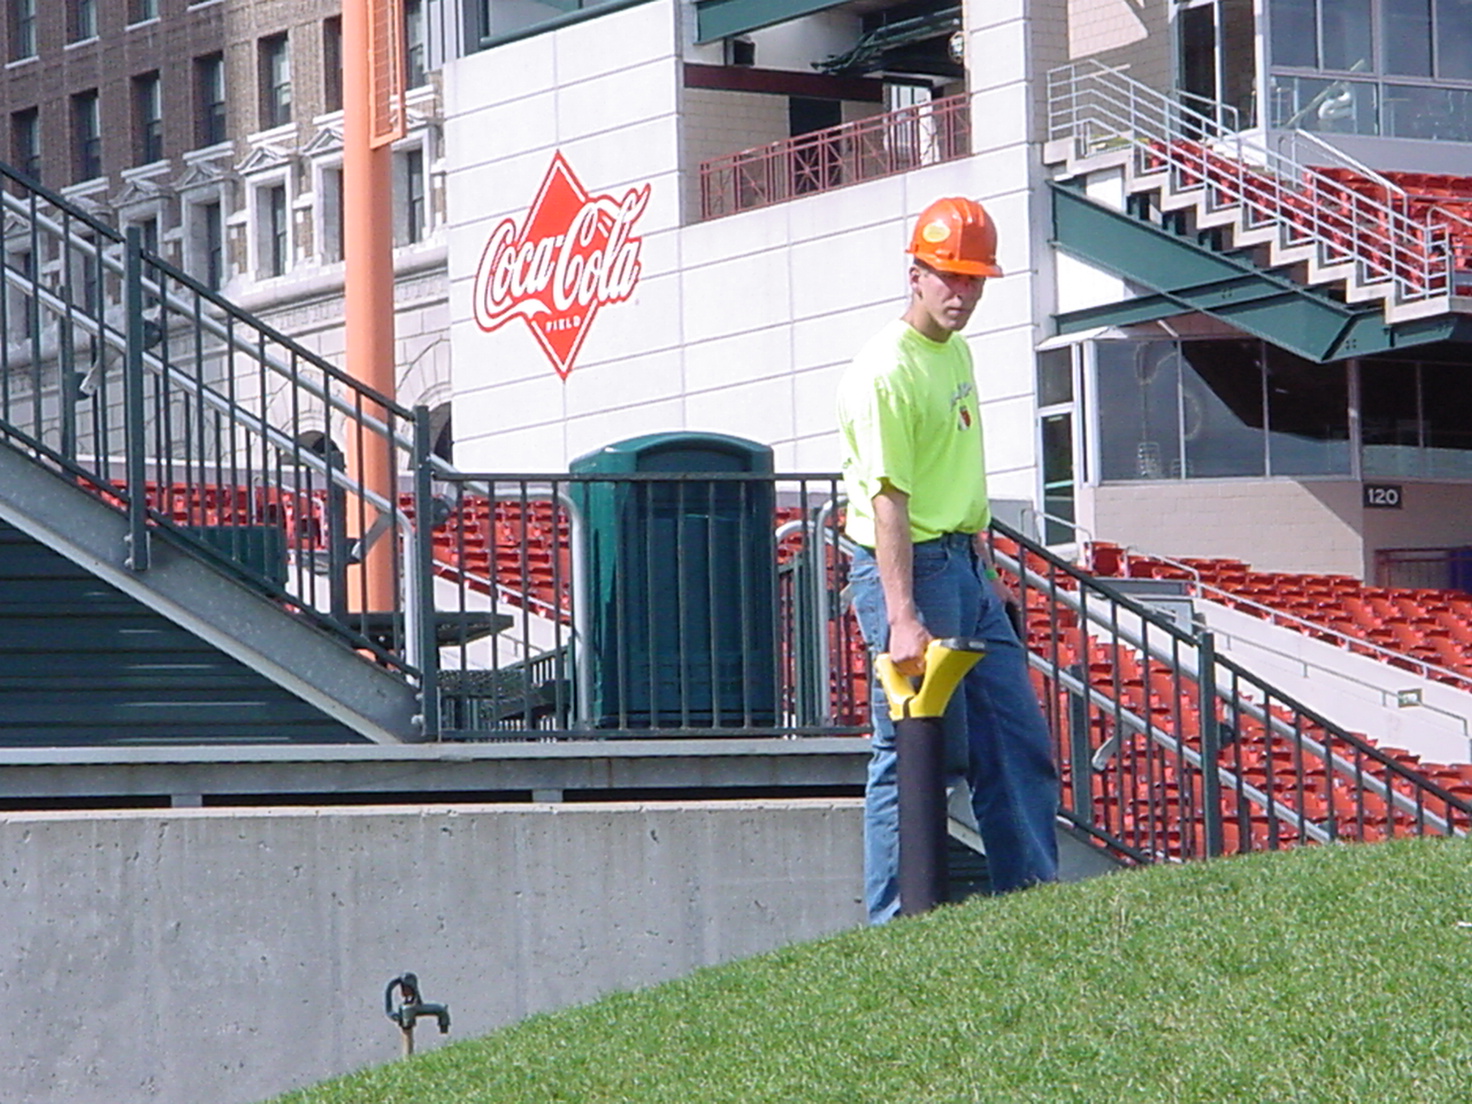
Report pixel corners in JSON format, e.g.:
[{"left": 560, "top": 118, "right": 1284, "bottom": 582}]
[{"left": 695, "top": 0, "right": 848, "bottom": 44}]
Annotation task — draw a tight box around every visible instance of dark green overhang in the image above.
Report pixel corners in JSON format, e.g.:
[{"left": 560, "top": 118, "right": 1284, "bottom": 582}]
[
  {"left": 695, "top": 0, "right": 847, "bottom": 44},
  {"left": 1049, "top": 182, "right": 1469, "bottom": 362}
]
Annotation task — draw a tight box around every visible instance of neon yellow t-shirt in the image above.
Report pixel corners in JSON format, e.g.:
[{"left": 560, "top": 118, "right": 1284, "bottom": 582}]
[{"left": 837, "top": 318, "right": 990, "bottom": 548}]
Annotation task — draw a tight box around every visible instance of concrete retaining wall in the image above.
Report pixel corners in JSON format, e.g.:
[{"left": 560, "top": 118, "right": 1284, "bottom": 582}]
[{"left": 0, "top": 800, "right": 863, "bottom": 1104}]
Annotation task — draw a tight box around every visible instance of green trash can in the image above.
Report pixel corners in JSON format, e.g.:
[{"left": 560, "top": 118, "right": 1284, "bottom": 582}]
[{"left": 570, "top": 432, "right": 778, "bottom": 730}]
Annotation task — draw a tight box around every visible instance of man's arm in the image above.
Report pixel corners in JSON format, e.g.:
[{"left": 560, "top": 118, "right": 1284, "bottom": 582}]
[{"left": 874, "top": 484, "right": 931, "bottom": 676}]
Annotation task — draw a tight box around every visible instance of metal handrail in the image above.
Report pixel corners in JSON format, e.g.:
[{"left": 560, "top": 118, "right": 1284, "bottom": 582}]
[
  {"left": 1101, "top": 544, "right": 1472, "bottom": 697},
  {"left": 0, "top": 164, "right": 429, "bottom": 696},
  {"left": 1046, "top": 59, "right": 1457, "bottom": 306},
  {"left": 993, "top": 518, "right": 1472, "bottom": 856}
]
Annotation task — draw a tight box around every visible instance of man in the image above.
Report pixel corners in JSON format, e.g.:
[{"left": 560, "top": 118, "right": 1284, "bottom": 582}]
[{"left": 837, "top": 196, "right": 1060, "bottom": 924}]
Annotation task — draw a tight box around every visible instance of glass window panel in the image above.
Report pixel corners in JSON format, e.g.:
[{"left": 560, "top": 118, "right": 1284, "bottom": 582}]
[
  {"left": 72, "top": 91, "right": 101, "bottom": 182},
  {"left": 1383, "top": 0, "right": 1433, "bottom": 75},
  {"left": 1181, "top": 339, "right": 1266, "bottom": 478},
  {"left": 10, "top": 0, "right": 36, "bottom": 61},
  {"left": 1041, "top": 412, "right": 1075, "bottom": 545},
  {"left": 1264, "top": 347, "right": 1351, "bottom": 475},
  {"left": 323, "top": 18, "right": 342, "bottom": 113},
  {"left": 1270, "top": 0, "right": 1319, "bottom": 68},
  {"left": 1419, "top": 361, "right": 1472, "bottom": 477},
  {"left": 196, "top": 53, "right": 227, "bottom": 148},
  {"left": 485, "top": 0, "right": 583, "bottom": 41},
  {"left": 134, "top": 73, "right": 163, "bottom": 166},
  {"left": 1382, "top": 84, "right": 1472, "bottom": 142},
  {"left": 1180, "top": 5, "right": 1219, "bottom": 109},
  {"left": 1360, "top": 358, "right": 1422, "bottom": 477},
  {"left": 1435, "top": 0, "right": 1472, "bottom": 79},
  {"left": 1037, "top": 347, "right": 1073, "bottom": 407},
  {"left": 405, "top": 0, "right": 427, "bottom": 88},
  {"left": 1321, "top": 0, "right": 1374, "bottom": 71},
  {"left": 259, "top": 34, "right": 292, "bottom": 129},
  {"left": 1269, "top": 75, "right": 1379, "bottom": 135},
  {"left": 1095, "top": 341, "right": 1181, "bottom": 482},
  {"left": 1222, "top": 0, "right": 1258, "bottom": 125},
  {"left": 11, "top": 107, "right": 40, "bottom": 183}
]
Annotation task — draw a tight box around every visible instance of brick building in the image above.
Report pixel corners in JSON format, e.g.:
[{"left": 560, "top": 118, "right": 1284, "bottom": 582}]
[{"left": 0, "top": 0, "right": 450, "bottom": 443}]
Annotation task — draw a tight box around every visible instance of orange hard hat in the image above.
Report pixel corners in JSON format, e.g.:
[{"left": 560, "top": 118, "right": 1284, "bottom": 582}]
[{"left": 906, "top": 196, "right": 1002, "bottom": 277}]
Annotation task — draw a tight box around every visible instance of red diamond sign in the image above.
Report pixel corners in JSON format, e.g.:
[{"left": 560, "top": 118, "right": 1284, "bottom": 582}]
[{"left": 471, "top": 152, "right": 651, "bottom": 379}]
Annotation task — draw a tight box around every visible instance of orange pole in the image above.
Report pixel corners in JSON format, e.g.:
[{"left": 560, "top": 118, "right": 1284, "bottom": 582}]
[{"left": 342, "top": 0, "right": 397, "bottom": 612}]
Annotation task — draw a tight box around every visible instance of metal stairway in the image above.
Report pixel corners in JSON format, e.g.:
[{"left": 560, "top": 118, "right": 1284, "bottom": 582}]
[
  {"left": 0, "top": 166, "right": 430, "bottom": 745},
  {"left": 1043, "top": 61, "right": 1472, "bottom": 361}
]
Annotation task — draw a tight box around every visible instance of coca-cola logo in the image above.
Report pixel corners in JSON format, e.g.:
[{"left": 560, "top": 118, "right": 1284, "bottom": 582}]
[{"left": 472, "top": 151, "right": 651, "bottom": 380}]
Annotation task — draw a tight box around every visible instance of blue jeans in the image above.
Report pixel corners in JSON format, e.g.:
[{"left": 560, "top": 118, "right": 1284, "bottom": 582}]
[{"left": 850, "top": 533, "right": 1059, "bottom": 923}]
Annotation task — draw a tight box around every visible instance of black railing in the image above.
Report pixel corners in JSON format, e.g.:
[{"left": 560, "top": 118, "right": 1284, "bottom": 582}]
[
  {"left": 0, "top": 162, "right": 425, "bottom": 686},
  {"left": 993, "top": 521, "right": 1472, "bottom": 864},
  {"left": 420, "top": 472, "right": 866, "bottom": 738}
]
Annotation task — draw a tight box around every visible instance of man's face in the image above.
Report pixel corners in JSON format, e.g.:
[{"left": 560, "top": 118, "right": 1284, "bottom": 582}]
[{"left": 909, "top": 263, "right": 986, "bottom": 334}]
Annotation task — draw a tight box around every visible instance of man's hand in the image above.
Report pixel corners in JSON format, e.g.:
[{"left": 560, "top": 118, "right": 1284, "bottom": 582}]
[
  {"left": 989, "top": 574, "right": 1016, "bottom": 609},
  {"left": 887, "top": 612, "right": 933, "bottom": 677}
]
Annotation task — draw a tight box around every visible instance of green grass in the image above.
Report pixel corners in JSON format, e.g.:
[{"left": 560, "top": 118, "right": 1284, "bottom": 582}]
[{"left": 276, "top": 839, "right": 1472, "bottom": 1104}]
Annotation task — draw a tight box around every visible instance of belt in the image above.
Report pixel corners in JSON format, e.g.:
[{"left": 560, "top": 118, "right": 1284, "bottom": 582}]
[{"left": 918, "top": 532, "right": 977, "bottom": 549}]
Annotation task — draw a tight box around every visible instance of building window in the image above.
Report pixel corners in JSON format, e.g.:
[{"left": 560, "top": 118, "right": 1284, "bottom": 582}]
[
  {"left": 196, "top": 53, "right": 227, "bottom": 148},
  {"left": 320, "top": 167, "right": 344, "bottom": 262},
  {"left": 259, "top": 33, "right": 292, "bottom": 130},
  {"left": 396, "top": 147, "right": 425, "bottom": 245},
  {"left": 323, "top": 17, "right": 343, "bottom": 113},
  {"left": 11, "top": 107, "right": 39, "bottom": 183},
  {"left": 260, "top": 184, "right": 288, "bottom": 276},
  {"left": 191, "top": 200, "right": 225, "bottom": 290},
  {"left": 1362, "top": 357, "right": 1472, "bottom": 478},
  {"left": 1095, "top": 338, "right": 1351, "bottom": 482},
  {"left": 134, "top": 73, "right": 164, "bottom": 166},
  {"left": 1035, "top": 347, "right": 1078, "bottom": 546},
  {"left": 71, "top": 91, "right": 102, "bottom": 182},
  {"left": 405, "top": 0, "right": 427, "bottom": 88},
  {"left": 9, "top": 0, "right": 35, "bottom": 61},
  {"left": 1269, "top": 0, "right": 1472, "bottom": 142},
  {"left": 68, "top": 0, "right": 97, "bottom": 43},
  {"left": 129, "top": 0, "right": 158, "bottom": 23}
]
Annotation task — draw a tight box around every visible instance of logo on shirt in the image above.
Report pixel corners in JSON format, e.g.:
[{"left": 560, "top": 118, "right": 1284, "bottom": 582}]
[{"left": 951, "top": 381, "right": 975, "bottom": 432}]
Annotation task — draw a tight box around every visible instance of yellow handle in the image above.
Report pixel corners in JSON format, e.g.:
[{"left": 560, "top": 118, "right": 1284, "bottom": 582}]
[{"left": 874, "top": 637, "right": 987, "bottom": 721}]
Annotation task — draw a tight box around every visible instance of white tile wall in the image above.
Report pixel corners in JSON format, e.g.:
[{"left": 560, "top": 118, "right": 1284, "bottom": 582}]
[
  {"left": 791, "top": 301, "right": 904, "bottom": 369},
  {"left": 564, "top": 397, "right": 688, "bottom": 462},
  {"left": 557, "top": 60, "right": 678, "bottom": 139},
  {"left": 562, "top": 348, "right": 686, "bottom": 420},
  {"left": 444, "top": 35, "right": 555, "bottom": 114},
  {"left": 455, "top": 371, "right": 569, "bottom": 438},
  {"left": 681, "top": 326, "right": 793, "bottom": 395},
  {"left": 446, "top": 90, "right": 560, "bottom": 168},
  {"left": 788, "top": 223, "right": 897, "bottom": 320},
  {"left": 555, "top": 0, "right": 677, "bottom": 81},
  {"left": 682, "top": 204, "right": 795, "bottom": 264},
  {"left": 683, "top": 373, "right": 798, "bottom": 445},
  {"left": 785, "top": 176, "right": 907, "bottom": 244},
  {"left": 969, "top": 327, "right": 1038, "bottom": 405},
  {"left": 681, "top": 252, "right": 794, "bottom": 344},
  {"left": 967, "top": 21, "right": 1030, "bottom": 91}
]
